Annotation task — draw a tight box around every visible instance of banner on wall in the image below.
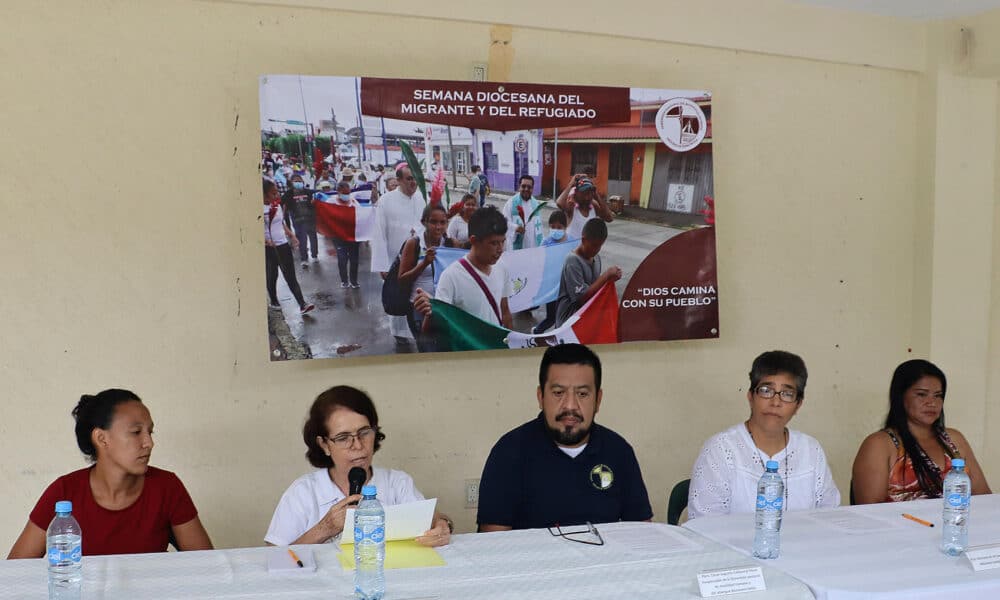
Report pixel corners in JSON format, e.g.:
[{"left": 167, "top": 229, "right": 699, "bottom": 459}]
[{"left": 259, "top": 75, "right": 717, "bottom": 360}]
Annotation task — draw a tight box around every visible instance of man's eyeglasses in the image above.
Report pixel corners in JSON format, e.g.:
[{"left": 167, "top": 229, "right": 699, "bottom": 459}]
[
  {"left": 325, "top": 427, "right": 377, "bottom": 449},
  {"left": 755, "top": 386, "right": 798, "bottom": 403},
  {"left": 547, "top": 522, "right": 604, "bottom": 546}
]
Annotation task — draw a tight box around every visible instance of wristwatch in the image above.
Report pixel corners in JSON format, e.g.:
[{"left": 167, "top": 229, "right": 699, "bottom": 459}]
[{"left": 441, "top": 515, "right": 454, "bottom": 534}]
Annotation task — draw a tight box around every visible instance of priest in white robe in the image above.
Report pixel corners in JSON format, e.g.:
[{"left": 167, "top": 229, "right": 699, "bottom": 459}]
[
  {"left": 371, "top": 166, "right": 426, "bottom": 341},
  {"left": 500, "top": 174, "right": 544, "bottom": 251}
]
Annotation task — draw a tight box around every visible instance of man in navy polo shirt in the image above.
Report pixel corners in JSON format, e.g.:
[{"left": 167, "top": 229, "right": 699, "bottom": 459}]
[{"left": 477, "top": 343, "right": 653, "bottom": 531}]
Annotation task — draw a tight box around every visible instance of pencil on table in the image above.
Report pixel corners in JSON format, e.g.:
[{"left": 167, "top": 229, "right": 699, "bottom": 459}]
[{"left": 902, "top": 513, "right": 935, "bottom": 528}]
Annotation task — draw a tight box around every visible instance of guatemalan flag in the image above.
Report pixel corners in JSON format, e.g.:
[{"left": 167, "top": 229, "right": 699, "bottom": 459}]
[
  {"left": 313, "top": 196, "right": 376, "bottom": 242},
  {"left": 433, "top": 240, "right": 581, "bottom": 314}
]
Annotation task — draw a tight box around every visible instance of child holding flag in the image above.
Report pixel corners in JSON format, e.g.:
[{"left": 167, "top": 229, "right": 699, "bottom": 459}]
[
  {"left": 413, "top": 206, "right": 513, "bottom": 333},
  {"left": 533, "top": 211, "right": 570, "bottom": 334},
  {"left": 554, "top": 218, "right": 620, "bottom": 328},
  {"left": 398, "top": 205, "right": 458, "bottom": 352}
]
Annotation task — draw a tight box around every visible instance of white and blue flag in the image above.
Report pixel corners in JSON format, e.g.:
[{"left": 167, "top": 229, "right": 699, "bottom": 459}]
[{"left": 433, "top": 240, "right": 581, "bottom": 313}]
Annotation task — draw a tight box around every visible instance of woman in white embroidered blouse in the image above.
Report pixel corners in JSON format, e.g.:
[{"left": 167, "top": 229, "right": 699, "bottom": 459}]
[{"left": 687, "top": 350, "right": 841, "bottom": 520}]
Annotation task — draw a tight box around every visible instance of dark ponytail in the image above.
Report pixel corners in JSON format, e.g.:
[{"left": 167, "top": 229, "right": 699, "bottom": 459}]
[{"left": 72, "top": 389, "right": 142, "bottom": 462}]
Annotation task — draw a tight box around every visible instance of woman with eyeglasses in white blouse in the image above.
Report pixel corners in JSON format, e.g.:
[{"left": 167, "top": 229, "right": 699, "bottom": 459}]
[
  {"left": 687, "top": 351, "right": 841, "bottom": 520},
  {"left": 265, "top": 386, "right": 453, "bottom": 546}
]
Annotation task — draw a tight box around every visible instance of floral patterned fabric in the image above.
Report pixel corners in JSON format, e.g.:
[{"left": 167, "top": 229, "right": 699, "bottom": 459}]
[{"left": 885, "top": 428, "right": 961, "bottom": 502}]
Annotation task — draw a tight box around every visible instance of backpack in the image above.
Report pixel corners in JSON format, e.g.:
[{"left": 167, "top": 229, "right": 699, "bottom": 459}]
[
  {"left": 381, "top": 240, "right": 413, "bottom": 316},
  {"left": 381, "top": 236, "right": 448, "bottom": 316}
]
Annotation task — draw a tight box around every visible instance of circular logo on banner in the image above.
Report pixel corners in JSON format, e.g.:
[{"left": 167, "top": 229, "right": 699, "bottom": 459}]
[
  {"left": 655, "top": 98, "right": 707, "bottom": 152},
  {"left": 590, "top": 464, "right": 615, "bottom": 491},
  {"left": 514, "top": 136, "right": 528, "bottom": 153}
]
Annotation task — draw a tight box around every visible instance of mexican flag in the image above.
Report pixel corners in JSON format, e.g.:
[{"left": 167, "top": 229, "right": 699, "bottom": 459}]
[
  {"left": 432, "top": 241, "right": 581, "bottom": 314},
  {"left": 314, "top": 199, "right": 376, "bottom": 242},
  {"left": 429, "top": 282, "right": 619, "bottom": 352}
]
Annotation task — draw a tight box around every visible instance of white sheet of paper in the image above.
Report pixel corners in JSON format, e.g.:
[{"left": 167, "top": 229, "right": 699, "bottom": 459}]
[
  {"left": 599, "top": 523, "right": 701, "bottom": 556},
  {"left": 266, "top": 546, "right": 317, "bottom": 574},
  {"left": 342, "top": 498, "right": 437, "bottom": 544},
  {"left": 806, "top": 509, "right": 899, "bottom": 534},
  {"left": 697, "top": 566, "right": 766, "bottom": 597},
  {"left": 966, "top": 543, "right": 1000, "bottom": 572}
]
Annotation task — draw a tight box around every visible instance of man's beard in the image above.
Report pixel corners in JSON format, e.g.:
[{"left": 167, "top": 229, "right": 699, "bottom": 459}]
[{"left": 545, "top": 411, "right": 591, "bottom": 446}]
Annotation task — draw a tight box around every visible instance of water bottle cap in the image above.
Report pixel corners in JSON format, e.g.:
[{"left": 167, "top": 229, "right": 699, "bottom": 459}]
[
  {"left": 55, "top": 501, "right": 72, "bottom": 514},
  {"left": 765, "top": 460, "right": 779, "bottom": 471},
  {"left": 952, "top": 458, "right": 965, "bottom": 468},
  {"left": 361, "top": 484, "right": 377, "bottom": 496}
]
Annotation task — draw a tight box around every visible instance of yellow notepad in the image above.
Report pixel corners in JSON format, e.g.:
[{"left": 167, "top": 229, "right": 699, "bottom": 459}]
[{"left": 338, "top": 539, "right": 445, "bottom": 570}]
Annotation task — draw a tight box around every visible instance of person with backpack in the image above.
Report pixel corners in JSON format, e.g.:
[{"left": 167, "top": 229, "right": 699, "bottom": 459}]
[{"left": 396, "top": 205, "right": 457, "bottom": 352}]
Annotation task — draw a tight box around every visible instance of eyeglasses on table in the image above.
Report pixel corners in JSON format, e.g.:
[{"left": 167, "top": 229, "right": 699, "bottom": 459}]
[{"left": 547, "top": 522, "right": 604, "bottom": 546}]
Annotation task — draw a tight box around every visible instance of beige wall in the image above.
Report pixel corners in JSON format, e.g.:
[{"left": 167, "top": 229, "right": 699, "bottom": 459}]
[{"left": 0, "top": 0, "right": 997, "bottom": 549}]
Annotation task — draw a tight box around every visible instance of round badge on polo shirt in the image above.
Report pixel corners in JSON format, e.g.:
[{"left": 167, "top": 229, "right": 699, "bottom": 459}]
[{"left": 590, "top": 464, "right": 614, "bottom": 490}]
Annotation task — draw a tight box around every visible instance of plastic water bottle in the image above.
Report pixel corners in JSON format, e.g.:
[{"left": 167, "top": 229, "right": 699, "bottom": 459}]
[
  {"left": 752, "top": 460, "right": 784, "bottom": 559},
  {"left": 46, "top": 500, "right": 82, "bottom": 600},
  {"left": 354, "top": 485, "right": 385, "bottom": 600},
  {"left": 941, "top": 458, "right": 971, "bottom": 556}
]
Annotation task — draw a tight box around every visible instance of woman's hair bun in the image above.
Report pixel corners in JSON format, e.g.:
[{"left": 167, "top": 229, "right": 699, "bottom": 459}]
[{"left": 72, "top": 389, "right": 141, "bottom": 462}]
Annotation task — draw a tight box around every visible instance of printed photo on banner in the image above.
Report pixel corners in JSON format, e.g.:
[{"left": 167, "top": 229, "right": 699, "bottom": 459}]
[{"left": 259, "top": 75, "right": 718, "bottom": 361}]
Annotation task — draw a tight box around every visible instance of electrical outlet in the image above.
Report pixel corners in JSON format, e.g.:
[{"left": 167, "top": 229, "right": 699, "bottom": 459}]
[
  {"left": 471, "top": 63, "right": 488, "bottom": 82},
  {"left": 465, "top": 478, "right": 480, "bottom": 508}
]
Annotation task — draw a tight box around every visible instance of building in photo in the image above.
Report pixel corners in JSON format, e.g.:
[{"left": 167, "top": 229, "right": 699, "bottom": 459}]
[{"left": 542, "top": 95, "right": 712, "bottom": 216}]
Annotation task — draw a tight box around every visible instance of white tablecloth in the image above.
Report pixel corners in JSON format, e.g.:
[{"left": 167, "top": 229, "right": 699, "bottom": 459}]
[
  {"left": 1, "top": 522, "right": 814, "bottom": 599},
  {"left": 684, "top": 493, "right": 1000, "bottom": 600}
]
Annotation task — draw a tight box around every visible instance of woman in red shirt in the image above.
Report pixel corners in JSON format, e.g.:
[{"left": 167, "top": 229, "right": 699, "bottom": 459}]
[{"left": 7, "top": 389, "right": 213, "bottom": 557}]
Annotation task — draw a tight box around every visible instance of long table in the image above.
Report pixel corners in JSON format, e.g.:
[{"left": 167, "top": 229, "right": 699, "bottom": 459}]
[
  {"left": 685, "top": 493, "right": 1000, "bottom": 600},
  {"left": 1, "top": 522, "right": 814, "bottom": 599}
]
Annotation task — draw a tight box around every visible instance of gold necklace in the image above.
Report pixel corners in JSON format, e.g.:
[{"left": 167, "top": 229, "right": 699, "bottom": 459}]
[{"left": 745, "top": 420, "right": 789, "bottom": 505}]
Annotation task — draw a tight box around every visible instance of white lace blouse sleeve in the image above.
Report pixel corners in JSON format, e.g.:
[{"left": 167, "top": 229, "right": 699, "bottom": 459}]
[{"left": 688, "top": 434, "right": 734, "bottom": 520}]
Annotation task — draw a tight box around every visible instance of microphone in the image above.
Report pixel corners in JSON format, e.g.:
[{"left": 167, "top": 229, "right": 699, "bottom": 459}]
[{"left": 348, "top": 467, "right": 367, "bottom": 505}]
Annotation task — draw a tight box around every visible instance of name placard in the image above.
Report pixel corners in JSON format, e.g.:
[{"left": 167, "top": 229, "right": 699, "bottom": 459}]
[
  {"left": 697, "top": 566, "right": 766, "bottom": 597},
  {"left": 966, "top": 544, "right": 1000, "bottom": 572}
]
